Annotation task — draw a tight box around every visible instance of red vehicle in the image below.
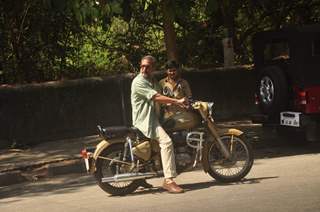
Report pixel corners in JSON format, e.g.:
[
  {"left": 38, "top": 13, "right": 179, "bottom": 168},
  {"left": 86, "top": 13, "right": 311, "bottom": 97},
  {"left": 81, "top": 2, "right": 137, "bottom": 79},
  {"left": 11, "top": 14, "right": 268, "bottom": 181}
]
[{"left": 252, "top": 24, "right": 320, "bottom": 141}]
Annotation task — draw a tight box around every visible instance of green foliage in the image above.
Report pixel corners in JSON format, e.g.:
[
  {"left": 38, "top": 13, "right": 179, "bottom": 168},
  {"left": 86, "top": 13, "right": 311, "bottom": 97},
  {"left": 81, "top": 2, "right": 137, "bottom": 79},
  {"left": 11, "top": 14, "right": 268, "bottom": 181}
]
[{"left": 0, "top": 0, "right": 319, "bottom": 84}]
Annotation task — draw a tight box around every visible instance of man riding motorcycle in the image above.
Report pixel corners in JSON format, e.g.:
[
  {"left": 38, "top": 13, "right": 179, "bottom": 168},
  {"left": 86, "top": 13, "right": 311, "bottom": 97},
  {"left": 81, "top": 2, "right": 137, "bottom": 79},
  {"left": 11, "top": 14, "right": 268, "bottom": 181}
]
[
  {"left": 81, "top": 57, "right": 254, "bottom": 196},
  {"left": 131, "top": 55, "right": 188, "bottom": 193}
]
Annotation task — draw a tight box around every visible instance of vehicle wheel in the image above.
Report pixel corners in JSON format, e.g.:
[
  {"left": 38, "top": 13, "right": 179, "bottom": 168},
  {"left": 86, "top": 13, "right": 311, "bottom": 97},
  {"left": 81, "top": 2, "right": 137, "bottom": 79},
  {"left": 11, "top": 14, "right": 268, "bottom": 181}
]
[
  {"left": 257, "top": 66, "right": 288, "bottom": 116},
  {"left": 95, "top": 143, "right": 140, "bottom": 196},
  {"left": 206, "top": 135, "right": 254, "bottom": 183}
]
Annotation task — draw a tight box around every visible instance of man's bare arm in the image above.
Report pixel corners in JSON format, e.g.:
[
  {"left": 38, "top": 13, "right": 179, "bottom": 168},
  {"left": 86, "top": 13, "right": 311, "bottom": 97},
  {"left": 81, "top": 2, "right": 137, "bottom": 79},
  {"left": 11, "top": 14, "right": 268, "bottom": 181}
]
[{"left": 153, "top": 93, "right": 187, "bottom": 108}]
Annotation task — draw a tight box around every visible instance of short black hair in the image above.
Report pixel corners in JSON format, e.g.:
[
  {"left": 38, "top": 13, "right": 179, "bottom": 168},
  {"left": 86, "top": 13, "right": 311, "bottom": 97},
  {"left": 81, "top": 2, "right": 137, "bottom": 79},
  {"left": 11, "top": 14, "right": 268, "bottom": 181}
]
[{"left": 165, "top": 60, "right": 180, "bottom": 69}]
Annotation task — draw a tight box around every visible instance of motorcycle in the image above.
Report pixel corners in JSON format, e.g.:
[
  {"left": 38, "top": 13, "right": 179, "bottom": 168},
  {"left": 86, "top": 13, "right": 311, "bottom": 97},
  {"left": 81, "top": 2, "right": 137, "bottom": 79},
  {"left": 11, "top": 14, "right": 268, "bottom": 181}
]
[{"left": 81, "top": 100, "right": 254, "bottom": 196}]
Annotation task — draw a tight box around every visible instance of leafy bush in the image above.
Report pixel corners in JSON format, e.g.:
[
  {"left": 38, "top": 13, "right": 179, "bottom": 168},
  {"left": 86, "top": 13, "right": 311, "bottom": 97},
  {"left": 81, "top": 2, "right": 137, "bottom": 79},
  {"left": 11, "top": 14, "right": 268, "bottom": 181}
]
[{"left": 0, "top": 0, "right": 319, "bottom": 84}]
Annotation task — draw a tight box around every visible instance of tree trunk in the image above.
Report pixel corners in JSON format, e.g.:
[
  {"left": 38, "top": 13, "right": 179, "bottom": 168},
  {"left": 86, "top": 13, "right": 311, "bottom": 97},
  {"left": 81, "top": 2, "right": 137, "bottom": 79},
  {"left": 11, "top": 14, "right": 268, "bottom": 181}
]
[
  {"left": 219, "top": 0, "right": 235, "bottom": 67},
  {"left": 161, "top": 0, "right": 178, "bottom": 61}
]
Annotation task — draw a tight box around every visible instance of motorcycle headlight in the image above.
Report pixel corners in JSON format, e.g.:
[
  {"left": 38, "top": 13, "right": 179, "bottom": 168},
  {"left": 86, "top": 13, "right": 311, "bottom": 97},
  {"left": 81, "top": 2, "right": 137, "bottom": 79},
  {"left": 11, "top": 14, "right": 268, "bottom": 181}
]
[{"left": 207, "top": 102, "right": 214, "bottom": 117}]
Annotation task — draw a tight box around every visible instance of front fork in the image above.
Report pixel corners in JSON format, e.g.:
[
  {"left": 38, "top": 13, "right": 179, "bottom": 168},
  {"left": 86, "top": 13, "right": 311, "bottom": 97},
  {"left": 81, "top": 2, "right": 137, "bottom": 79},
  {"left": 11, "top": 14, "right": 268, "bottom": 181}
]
[
  {"left": 206, "top": 120, "right": 232, "bottom": 159},
  {"left": 196, "top": 105, "right": 232, "bottom": 160}
]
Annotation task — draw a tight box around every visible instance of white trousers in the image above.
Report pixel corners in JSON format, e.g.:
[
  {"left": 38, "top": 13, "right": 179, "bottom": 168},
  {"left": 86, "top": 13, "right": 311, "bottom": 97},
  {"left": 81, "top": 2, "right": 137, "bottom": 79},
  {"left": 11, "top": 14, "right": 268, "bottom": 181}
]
[{"left": 155, "top": 126, "right": 177, "bottom": 179}]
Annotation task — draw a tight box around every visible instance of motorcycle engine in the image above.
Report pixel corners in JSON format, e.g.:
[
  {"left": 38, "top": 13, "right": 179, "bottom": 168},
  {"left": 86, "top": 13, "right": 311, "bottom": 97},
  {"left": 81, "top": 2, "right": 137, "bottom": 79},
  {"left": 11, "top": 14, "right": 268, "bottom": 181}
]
[
  {"left": 175, "top": 146, "right": 193, "bottom": 172},
  {"left": 172, "top": 131, "right": 194, "bottom": 172}
]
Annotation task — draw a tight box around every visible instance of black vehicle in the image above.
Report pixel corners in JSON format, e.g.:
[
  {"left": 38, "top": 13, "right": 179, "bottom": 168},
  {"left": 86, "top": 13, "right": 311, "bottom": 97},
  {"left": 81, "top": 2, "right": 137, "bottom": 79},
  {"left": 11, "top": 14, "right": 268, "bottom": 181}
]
[{"left": 252, "top": 24, "right": 320, "bottom": 141}]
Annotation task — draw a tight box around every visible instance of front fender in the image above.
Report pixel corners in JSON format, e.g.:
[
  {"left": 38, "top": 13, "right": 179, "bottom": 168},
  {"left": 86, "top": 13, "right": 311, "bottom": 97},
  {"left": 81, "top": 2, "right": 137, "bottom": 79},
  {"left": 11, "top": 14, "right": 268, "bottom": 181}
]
[
  {"left": 219, "top": 128, "right": 244, "bottom": 137},
  {"left": 202, "top": 128, "right": 244, "bottom": 172}
]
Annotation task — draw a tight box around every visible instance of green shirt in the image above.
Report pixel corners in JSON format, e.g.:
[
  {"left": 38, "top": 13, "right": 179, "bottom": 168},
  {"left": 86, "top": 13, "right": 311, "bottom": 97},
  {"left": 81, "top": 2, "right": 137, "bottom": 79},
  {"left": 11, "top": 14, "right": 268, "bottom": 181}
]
[{"left": 131, "top": 73, "right": 161, "bottom": 139}]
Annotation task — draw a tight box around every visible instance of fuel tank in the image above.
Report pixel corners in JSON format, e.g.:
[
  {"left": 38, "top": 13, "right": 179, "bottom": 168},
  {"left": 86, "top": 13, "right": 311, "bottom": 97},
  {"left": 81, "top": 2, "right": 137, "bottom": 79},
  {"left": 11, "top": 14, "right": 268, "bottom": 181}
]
[{"left": 162, "top": 110, "right": 201, "bottom": 131}]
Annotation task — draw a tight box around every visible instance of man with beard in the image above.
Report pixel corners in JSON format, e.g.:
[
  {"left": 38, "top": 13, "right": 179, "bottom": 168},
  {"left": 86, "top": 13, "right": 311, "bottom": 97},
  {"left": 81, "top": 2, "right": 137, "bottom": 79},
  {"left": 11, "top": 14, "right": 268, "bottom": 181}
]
[{"left": 131, "top": 55, "right": 187, "bottom": 193}]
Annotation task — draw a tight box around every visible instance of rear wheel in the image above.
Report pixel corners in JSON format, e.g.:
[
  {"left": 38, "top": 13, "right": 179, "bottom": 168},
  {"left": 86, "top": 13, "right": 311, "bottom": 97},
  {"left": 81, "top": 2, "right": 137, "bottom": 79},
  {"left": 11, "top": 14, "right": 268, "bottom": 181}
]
[
  {"left": 95, "top": 143, "right": 140, "bottom": 196},
  {"left": 206, "top": 135, "right": 254, "bottom": 183}
]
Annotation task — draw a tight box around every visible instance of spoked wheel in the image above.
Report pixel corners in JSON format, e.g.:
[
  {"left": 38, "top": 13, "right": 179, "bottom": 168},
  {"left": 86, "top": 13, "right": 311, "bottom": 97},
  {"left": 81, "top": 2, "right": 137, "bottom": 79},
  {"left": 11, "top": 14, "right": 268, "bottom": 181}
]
[
  {"left": 207, "top": 135, "right": 254, "bottom": 183},
  {"left": 95, "top": 143, "right": 140, "bottom": 196}
]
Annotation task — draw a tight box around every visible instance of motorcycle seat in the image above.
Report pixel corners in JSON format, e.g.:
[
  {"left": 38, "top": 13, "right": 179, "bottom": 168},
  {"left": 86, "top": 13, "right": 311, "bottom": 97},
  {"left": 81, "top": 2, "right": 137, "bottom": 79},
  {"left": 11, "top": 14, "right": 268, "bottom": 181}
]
[
  {"left": 97, "top": 125, "right": 130, "bottom": 138},
  {"left": 97, "top": 125, "right": 149, "bottom": 140},
  {"left": 130, "top": 127, "right": 149, "bottom": 140}
]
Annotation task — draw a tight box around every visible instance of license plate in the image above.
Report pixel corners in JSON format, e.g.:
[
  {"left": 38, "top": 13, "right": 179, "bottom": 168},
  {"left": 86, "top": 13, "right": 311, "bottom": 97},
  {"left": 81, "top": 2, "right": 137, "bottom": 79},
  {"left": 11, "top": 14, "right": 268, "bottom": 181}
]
[{"left": 280, "top": 112, "right": 301, "bottom": 127}]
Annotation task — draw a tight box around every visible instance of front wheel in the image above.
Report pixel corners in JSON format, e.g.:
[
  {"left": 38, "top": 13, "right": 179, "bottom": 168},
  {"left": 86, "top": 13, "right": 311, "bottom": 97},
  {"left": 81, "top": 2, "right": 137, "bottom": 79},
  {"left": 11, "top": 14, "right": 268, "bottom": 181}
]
[{"left": 206, "top": 135, "right": 254, "bottom": 183}]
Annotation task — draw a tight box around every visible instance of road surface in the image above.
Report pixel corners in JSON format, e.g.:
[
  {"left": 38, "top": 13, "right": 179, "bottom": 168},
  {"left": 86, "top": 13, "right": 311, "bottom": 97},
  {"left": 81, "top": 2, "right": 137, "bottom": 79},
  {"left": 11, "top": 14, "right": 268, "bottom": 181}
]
[{"left": 1, "top": 152, "right": 320, "bottom": 212}]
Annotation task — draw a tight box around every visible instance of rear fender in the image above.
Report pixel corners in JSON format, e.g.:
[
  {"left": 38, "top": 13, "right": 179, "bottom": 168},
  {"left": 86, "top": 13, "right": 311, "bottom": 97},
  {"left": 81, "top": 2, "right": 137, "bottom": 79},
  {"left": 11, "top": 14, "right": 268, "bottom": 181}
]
[
  {"left": 93, "top": 138, "right": 126, "bottom": 160},
  {"left": 88, "top": 138, "right": 126, "bottom": 174}
]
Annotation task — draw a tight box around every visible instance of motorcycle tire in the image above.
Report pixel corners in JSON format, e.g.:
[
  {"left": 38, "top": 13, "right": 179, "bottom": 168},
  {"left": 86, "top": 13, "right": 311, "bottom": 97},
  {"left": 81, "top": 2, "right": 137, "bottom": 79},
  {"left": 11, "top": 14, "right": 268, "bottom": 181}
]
[
  {"left": 206, "top": 135, "right": 254, "bottom": 183},
  {"left": 95, "top": 143, "right": 140, "bottom": 196}
]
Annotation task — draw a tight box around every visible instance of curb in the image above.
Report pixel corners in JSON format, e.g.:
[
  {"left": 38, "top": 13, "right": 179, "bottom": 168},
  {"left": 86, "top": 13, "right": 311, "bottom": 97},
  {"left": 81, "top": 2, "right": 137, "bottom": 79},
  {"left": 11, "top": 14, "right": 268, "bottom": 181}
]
[
  {"left": 47, "top": 159, "right": 86, "bottom": 176},
  {"left": 0, "top": 170, "right": 27, "bottom": 186},
  {"left": 0, "top": 159, "right": 87, "bottom": 187}
]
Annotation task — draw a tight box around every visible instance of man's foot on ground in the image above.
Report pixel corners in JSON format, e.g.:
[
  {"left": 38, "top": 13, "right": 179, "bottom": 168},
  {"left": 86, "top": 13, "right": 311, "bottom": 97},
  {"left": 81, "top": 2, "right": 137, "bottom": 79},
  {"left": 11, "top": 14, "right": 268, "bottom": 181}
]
[{"left": 162, "top": 181, "right": 184, "bottom": 193}]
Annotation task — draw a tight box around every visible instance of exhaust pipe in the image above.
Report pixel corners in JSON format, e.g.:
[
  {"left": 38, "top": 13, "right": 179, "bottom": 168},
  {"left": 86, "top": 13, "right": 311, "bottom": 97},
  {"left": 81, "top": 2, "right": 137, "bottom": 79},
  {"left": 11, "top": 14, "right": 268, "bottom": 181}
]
[{"left": 101, "top": 172, "right": 157, "bottom": 183}]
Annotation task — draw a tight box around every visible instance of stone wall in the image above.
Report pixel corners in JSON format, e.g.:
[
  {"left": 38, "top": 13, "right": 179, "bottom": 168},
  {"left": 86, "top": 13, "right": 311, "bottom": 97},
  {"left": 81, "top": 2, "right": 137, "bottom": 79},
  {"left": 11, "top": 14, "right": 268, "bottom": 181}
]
[{"left": 0, "top": 67, "right": 257, "bottom": 148}]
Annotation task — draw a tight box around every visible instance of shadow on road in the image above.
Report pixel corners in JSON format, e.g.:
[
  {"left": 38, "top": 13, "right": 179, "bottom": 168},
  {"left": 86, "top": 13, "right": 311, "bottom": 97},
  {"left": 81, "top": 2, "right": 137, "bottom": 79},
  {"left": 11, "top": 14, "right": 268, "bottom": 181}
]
[
  {"left": 128, "top": 176, "right": 278, "bottom": 196},
  {"left": 181, "top": 176, "right": 278, "bottom": 190},
  {"left": 239, "top": 125, "right": 320, "bottom": 159},
  {"left": 0, "top": 174, "right": 96, "bottom": 200},
  {"left": 0, "top": 174, "right": 280, "bottom": 200},
  {"left": 213, "top": 176, "right": 279, "bottom": 186}
]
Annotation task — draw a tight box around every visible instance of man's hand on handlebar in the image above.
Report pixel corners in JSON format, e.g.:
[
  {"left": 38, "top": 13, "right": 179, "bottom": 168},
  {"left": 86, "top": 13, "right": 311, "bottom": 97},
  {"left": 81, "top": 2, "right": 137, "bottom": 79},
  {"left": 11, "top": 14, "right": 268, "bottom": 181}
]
[{"left": 176, "top": 97, "right": 189, "bottom": 108}]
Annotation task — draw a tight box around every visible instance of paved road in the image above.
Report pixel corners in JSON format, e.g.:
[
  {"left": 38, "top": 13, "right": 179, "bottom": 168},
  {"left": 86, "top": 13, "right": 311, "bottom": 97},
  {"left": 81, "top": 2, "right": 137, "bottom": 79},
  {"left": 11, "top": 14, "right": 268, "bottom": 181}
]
[{"left": 1, "top": 152, "right": 320, "bottom": 212}]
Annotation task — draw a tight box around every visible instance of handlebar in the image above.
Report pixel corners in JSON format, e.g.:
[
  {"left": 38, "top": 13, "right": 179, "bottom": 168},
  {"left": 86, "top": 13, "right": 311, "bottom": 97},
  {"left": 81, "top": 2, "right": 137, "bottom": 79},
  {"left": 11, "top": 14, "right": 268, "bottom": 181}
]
[{"left": 187, "top": 98, "right": 214, "bottom": 107}]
